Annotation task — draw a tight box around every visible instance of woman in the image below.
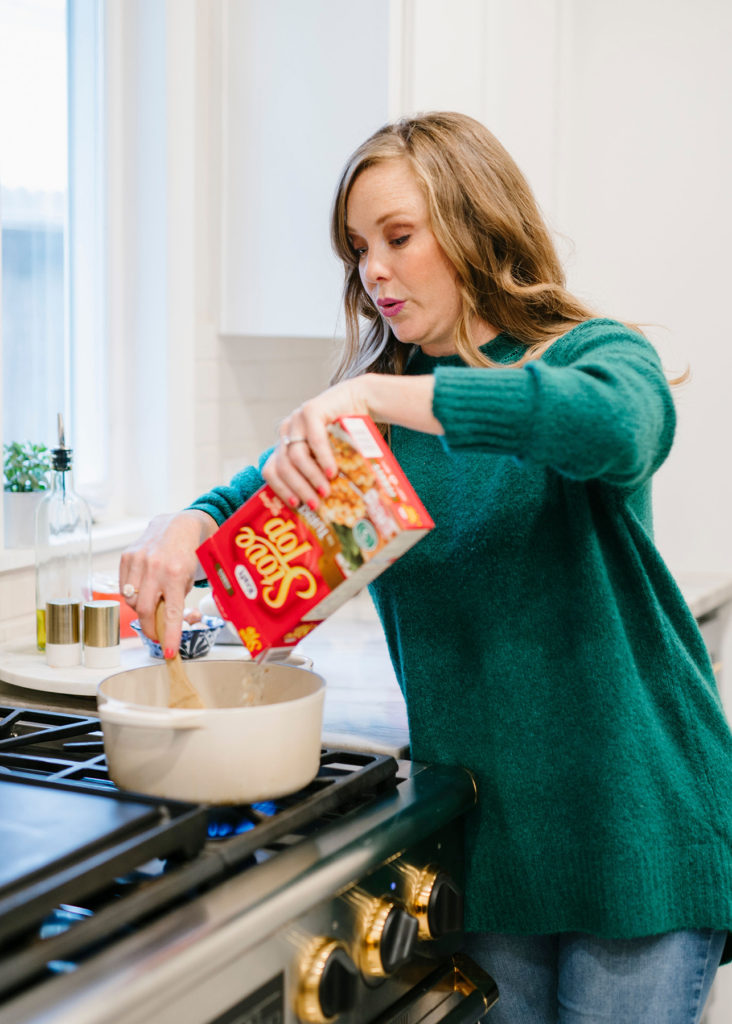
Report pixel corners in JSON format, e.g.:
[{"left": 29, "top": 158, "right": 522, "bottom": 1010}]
[{"left": 121, "top": 112, "right": 732, "bottom": 1022}]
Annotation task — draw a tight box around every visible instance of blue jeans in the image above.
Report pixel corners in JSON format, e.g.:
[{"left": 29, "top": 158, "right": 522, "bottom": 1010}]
[{"left": 464, "top": 929, "right": 727, "bottom": 1023}]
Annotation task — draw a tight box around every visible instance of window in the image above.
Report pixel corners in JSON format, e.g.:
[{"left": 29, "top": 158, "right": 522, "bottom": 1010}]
[
  {"left": 3, "top": 1, "right": 211, "bottom": 537},
  {"left": 0, "top": 0, "right": 68, "bottom": 448},
  {"left": 0, "top": 0, "right": 106, "bottom": 509}
]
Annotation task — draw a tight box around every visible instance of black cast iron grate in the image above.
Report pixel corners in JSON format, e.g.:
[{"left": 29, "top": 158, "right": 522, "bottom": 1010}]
[
  {"left": 0, "top": 704, "right": 399, "bottom": 1002},
  {"left": 0, "top": 706, "right": 108, "bottom": 783}
]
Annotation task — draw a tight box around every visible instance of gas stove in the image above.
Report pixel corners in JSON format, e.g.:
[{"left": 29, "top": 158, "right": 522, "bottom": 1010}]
[{"left": 0, "top": 705, "right": 498, "bottom": 1024}]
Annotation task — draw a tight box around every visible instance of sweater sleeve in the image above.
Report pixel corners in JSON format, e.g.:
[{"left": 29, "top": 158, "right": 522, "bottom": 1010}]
[
  {"left": 186, "top": 446, "right": 274, "bottom": 525},
  {"left": 432, "top": 321, "right": 676, "bottom": 487}
]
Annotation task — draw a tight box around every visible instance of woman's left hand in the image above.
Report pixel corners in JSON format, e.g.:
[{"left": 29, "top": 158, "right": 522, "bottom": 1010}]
[{"left": 262, "top": 376, "right": 372, "bottom": 510}]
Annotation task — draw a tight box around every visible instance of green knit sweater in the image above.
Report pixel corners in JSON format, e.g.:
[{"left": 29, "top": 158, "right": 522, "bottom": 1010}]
[{"left": 190, "top": 318, "right": 732, "bottom": 942}]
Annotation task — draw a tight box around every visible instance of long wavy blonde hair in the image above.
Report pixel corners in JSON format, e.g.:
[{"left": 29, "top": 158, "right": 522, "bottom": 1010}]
[{"left": 330, "top": 111, "right": 598, "bottom": 383}]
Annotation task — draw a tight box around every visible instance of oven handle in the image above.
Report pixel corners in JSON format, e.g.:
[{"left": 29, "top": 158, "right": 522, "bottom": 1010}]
[{"left": 375, "top": 953, "right": 499, "bottom": 1024}]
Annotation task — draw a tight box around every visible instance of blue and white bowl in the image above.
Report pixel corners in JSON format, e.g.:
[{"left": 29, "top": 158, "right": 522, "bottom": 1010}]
[{"left": 130, "top": 615, "right": 225, "bottom": 660}]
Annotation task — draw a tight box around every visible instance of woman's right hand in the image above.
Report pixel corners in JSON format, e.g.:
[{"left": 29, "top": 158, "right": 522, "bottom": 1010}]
[
  {"left": 118, "top": 509, "right": 218, "bottom": 656},
  {"left": 261, "top": 373, "right": 441, "bottom": 511}
]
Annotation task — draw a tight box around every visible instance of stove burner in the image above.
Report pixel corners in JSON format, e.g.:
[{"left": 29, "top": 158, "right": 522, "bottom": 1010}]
[{"left": 208, "top": 801, "right": 277, "bottom": 837}]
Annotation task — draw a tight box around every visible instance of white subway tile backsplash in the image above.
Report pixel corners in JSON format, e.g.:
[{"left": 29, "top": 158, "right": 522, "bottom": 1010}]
[
  {"left": 0, "top": 613, "right": 34, "bottom": 645},
  {"left": 219, "top": 400, "right": 267, "bottom": 444},
  {"left": 194, "top": 443, "right": 223, "bottom": 495},
  {"left": 211, "top": 335, "right": 337, "bottom": 486},
  {"left": 194, "top": 400, "right": 221, "bottom": 447},
  {"left": 221, "top": 335, "right": 338, "bottom": 366},
  {"left": 0, "top": 567, "right": 35, "bottom": 622},
  {"left": 220, "top": 357, "right": 331, "bottom": 404}
]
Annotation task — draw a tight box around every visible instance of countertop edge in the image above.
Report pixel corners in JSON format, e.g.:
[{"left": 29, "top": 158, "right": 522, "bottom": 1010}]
[{"left": 675, "top": 572, "right": 732, "bottom": 620}]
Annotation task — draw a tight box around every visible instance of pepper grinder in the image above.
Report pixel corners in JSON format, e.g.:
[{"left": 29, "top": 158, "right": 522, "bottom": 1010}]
[
  {"left": 45, "top": 601, "right": 81, "bottom": 667},
  {"left": 83, "top": 600, "right": 121, "bottom": 667}
]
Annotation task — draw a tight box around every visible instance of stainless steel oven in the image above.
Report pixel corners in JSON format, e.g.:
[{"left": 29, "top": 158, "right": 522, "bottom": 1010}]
[{"left": 0, "top": 706, "right": 498, "bottom": 1023}]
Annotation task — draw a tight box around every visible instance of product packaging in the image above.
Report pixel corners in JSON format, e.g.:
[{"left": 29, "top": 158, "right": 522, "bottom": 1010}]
[{"left": 196, "top": 415, "right": 434, "bottom": 658}]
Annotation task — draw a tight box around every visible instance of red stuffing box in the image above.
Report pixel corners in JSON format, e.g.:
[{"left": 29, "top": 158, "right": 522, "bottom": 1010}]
[{"left": 196, "top": 415, "right": 434, "bottom": 659}]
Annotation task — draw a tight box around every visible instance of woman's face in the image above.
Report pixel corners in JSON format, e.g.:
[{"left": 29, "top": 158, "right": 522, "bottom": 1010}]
[{"left": 345, "top": 158, "right": 464, "bottom": 357}]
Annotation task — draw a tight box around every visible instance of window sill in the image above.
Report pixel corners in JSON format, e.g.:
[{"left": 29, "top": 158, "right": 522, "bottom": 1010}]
[{"left": 0, "top": 518, "right": 148, "bottom": 575}]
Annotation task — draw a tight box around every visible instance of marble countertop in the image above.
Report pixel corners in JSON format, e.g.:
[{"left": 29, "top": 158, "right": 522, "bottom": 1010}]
[
  {"left": 299, "top": 597, "right": 408, "bottom": 757},
  {"left": 2, "top": 571, "right": 731, "bottom": 761},
  {"left": 673, "top": 571, "right": 732, "bottom": 620}
]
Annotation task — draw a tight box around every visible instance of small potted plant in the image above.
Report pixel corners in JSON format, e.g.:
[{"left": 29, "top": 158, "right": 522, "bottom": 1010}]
[{"left": 3, "top": 441, "right": 51, "bottom": 548}]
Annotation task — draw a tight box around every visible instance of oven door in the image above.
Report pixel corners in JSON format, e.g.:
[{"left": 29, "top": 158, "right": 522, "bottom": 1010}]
[{"left": 373, "top": 954, "right": 498, "bottom": 1024}]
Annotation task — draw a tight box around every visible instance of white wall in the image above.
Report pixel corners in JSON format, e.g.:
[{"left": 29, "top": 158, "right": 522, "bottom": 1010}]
[
  {"left": 385, "top": 0, "right": 732, "bottom": 578},
  {"left": 555, "top": 0, "right": 732, "bottom": 577}
]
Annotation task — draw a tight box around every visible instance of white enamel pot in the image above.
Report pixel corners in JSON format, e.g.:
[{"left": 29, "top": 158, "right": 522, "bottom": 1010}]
[{"left": 96, "top": 659, "right": 325, "bottom": 804}]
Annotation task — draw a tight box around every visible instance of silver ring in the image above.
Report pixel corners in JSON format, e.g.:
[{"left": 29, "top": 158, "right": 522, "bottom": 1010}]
[
  {"left": 122, "top": 583, "right": 138, "bottom": 599},
  {"left": 282, "top": 435, "right": 307, "bottom": 447}
]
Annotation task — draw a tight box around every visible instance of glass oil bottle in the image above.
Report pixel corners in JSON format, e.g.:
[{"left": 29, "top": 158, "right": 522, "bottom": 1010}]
[{"left": 34, "top": 414, "right": 93, "bottom": 652}]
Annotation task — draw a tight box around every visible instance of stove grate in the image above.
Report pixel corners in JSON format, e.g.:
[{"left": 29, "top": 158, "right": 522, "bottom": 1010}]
[
  {"left": 0, "top": 706, "right": 100, "bottom": 749},
  {"left": 0, "top": 704, "right": 400, "bottom": 1004}
]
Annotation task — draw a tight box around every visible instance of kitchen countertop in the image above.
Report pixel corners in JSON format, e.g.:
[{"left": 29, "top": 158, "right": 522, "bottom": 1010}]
[
  {"left": 299, "top": 597, "right": 408, "bottom": 757},
  {"left": 0, "top": 597, "right": 410, "bottom": 758},
  {"left": 672, "top": 571, "right": 732, "bottom": 620},
  {"left": 1, "top": 572, "right": 731, "bottom": 761}
]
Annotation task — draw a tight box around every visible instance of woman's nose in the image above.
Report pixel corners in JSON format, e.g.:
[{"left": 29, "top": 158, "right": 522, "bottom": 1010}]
[{"left": 361, "top": 246, "right": 390, "bottom": 285}]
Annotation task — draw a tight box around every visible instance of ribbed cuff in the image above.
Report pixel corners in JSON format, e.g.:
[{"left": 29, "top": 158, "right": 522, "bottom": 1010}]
[
  {"left": 186, "top": 500, "right": 228, "bottom": 527},
  {"left": 432, "top": 365, "right": 537, "bottom": 454}
]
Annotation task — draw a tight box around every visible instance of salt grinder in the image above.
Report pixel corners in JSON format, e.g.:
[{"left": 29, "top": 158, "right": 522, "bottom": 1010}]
[
  {"left": 45, "top": 601, "right": 81, "bottom": 667},
  {"left": 83, "top": 600, "right": 121, "bottom": 667}
]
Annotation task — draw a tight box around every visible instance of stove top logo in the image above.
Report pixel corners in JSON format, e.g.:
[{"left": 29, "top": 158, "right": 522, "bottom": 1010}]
[{"left": 234, "top": 516, "right": 317, "bottom": 608}]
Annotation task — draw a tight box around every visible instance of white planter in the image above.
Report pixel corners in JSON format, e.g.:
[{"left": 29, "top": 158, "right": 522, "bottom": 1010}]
[{"left": 3, "top": 491, "right": 44, "bottom": 549}]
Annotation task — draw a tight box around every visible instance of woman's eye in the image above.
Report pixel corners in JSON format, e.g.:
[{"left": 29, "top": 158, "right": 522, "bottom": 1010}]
[
  {"left": 391, "top": 235, "right": 410, "bottom": 247},
  {"left": 352, "top": 245, "right": 367, "bottom": 258}
]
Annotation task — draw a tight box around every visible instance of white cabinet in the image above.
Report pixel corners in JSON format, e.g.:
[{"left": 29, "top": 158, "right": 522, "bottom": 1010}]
[
  {"left": 217, "top": 0, "right": 559, "bottom": 340},
  {"left": 219, "top": 0, "right": 390, "bottom": 338}
]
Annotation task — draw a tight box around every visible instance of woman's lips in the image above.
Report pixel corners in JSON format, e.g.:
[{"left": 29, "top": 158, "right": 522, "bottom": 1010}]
[{"left": 377, "top": 298, "right": 406, "bottom": 318}]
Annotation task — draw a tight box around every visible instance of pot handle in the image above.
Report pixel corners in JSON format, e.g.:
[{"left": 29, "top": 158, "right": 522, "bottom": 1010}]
[{"left": 99, "top": 704, "right": 207, "bottom": 730}]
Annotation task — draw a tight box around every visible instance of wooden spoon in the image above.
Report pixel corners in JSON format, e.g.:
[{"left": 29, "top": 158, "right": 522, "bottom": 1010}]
[{"left": 155, "top": 601, "right": 205, "bottom": 709}]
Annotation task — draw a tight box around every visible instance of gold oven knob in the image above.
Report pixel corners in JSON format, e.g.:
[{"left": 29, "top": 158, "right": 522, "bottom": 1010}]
[
  {"left": 407, "top": 865, "right": 464, "bottom": 940},
  {"left": 358, "top": 897, "right": 419, "bottom": 978},
  {"left": 297, "top": 938, "right": 358, "bottom": 1024}
]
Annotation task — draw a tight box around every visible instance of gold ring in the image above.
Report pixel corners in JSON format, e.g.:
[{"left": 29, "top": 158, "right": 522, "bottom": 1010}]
[{"left": 122, "top": 583, "right": 138, "bottom": 599}]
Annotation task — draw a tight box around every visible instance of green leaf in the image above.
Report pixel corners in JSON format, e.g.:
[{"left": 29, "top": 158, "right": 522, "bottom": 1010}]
[{"left": 3, "top": 441, "right": 51, "bottom": 492}]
